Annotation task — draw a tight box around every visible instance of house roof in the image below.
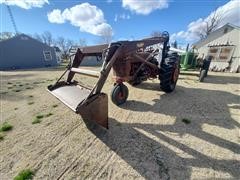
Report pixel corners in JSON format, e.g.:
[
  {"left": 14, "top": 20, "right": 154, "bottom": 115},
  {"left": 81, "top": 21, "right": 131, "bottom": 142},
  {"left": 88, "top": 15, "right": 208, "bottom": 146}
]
[
  {"left": 0, "top": 33, "right": 52, "bottom": 48},
  {"left": 193, "top": 23, "right": 240, "bottom": 48}
]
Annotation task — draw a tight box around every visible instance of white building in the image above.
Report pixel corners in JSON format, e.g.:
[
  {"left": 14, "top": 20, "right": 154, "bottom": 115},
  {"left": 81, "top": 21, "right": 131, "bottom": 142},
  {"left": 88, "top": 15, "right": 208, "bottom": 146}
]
[{"left": 193, "top": 23, "right": 240, "bottom": 72}]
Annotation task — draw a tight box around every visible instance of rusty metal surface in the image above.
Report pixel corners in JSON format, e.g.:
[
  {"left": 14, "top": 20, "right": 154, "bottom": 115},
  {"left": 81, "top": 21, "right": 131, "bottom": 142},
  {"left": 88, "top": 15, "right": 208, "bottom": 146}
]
[{"left": 77, "top": 93, "right": 108, "bottom": 129}]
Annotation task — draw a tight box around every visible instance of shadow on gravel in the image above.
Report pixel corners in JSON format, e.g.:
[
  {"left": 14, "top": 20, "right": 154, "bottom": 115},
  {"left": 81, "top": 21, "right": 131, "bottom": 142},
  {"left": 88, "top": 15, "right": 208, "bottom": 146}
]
[
  {"left": 199, "top": 74, "right": 240, "bottom": 85},
  {"left": 84, "top": 84, "right": 240, "bottom": 179}
]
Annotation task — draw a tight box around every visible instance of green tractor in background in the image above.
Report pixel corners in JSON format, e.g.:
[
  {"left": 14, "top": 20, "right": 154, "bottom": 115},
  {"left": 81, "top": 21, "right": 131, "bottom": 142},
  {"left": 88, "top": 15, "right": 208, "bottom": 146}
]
[
  {"left": 180, "top": 45, "right": 198, "bottom": 71},
  {"left": 178, "top": 45, "right": 212, "bottom": 82}
]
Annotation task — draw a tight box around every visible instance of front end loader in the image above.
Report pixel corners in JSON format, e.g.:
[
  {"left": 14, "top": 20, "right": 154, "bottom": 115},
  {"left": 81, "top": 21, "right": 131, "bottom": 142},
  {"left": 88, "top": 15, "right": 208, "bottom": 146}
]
[{"left": 47, "top": 32, "right": 180, "bottom": 129}]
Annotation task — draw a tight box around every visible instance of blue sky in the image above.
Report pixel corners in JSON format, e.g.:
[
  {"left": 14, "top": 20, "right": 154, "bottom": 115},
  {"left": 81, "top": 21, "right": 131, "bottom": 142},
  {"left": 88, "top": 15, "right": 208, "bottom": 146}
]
[{"left": 0, "top": 0, "right": 239, "bottom": 46}]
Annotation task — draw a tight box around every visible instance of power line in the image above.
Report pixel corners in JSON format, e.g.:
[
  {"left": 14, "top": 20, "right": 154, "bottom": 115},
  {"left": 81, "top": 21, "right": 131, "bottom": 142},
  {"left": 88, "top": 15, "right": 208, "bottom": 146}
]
[{"left": 6, "top": 5, "right": 18, "bottom": 34}]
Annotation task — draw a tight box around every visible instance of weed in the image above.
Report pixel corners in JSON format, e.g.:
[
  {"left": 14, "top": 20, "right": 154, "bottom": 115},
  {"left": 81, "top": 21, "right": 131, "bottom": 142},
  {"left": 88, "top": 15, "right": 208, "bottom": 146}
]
[
  {"left": 26, "top": 87, "right": 34, "bottom": 90},
  {"left": 182, "top": 118, "right": 191, "bottom": 124},
  {"left": 28, "top": 102, "right": 34, "bottom": 105},
  {"left": 14, "top": 107, "right": 18, "bottom": 110},
  {"left": 14, "top": 89, "right": 21, "bottom": 92},
  {"left": 33, "top": 82, "right": 40, "bottom": 84},
  {"left": 7, "top": 82, "right": 13, "bottom": 85},
  {"left": 7, "top": 86, "right": 13, "bottom": 89},
  {"left": 36, "top": 115, "right": 44, "bottom": 119},
  {"left": 29, "top": 95, "right": 34, "bottom": 98},
  {"left": 32, "top": 118, "right": 41, "bottom": 124},
  {"left": 19, "top": 84, "right": 23, "bottom": 87},
  {"left": 52, "top": 104, "right": 58, "bottom": 108},
  {"left": 45, "top": 113, "right": 53, "bottom": 117},
  {"left": 0, "top": 122, "right": 13, "bottom": 132},
  {"left": 14, "top": 169, "right": 34, "bottom": 180},
  {"left": 0, "top": 133, "right": 4, "bottom": 141}
]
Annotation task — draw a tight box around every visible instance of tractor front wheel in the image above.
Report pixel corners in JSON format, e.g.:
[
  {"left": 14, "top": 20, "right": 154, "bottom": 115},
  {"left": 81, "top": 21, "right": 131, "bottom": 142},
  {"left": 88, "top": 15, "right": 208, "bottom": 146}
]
[
  {"left": 111, "top": 83, "right": 129, "bottom": 106},
  {"left": 159, "top": 53, "right": 180, "bottom": 93}
]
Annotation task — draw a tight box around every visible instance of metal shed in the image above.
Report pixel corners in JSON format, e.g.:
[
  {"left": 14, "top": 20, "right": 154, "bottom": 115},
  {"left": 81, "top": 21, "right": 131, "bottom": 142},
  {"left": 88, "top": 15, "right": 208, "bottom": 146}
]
[{"left": 0, "top": 34, "right": 58, "bottom": 70}]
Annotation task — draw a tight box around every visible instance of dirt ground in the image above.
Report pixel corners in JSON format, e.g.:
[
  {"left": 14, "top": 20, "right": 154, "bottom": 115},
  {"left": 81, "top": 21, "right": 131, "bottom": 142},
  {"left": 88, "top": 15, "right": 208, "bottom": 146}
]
[{"left": 0, "top": 67, "right": 239, "bottom": 179}]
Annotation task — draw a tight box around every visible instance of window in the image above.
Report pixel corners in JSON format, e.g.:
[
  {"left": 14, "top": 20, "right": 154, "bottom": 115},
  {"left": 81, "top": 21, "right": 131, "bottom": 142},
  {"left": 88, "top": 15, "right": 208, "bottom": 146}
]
[
  {"left": 43, "top": 51, "right": 52, "bottom": 61},
  {"left": 207, "top": 46, "right": 234, "bottom": 62}
]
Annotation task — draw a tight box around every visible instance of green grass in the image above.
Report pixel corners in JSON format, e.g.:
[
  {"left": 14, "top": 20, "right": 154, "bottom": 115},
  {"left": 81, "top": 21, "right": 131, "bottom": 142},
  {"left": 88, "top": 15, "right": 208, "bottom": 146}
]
[
  {"left": 26, "top": 87, "right": 34, "bottom": 90},
  {"left": 0, "top": 133, "right": 4, "bottom": 141},
  {"left": 45, "top": 113, "right": 53, "bottom": 117},
  {"left": 0, "top": 122, "right": 13, "bottom": 132},
  {"left": 36, "top": 115, "right": 44, "bottom": 119},
  {"left": 28, "top": 102, "right": 34, "bottom": 105},
  {"left": 182, "top": 118, "right": 191, "bottom": 124},
  {"left": 0, "top": 91, "right": 8, "bottom": 95},
  {"left": 52, "top": 104, "right": 58, "bottom": 108},
  {"left": 14, "top": 169, "right": 34, "bottom": 180},
  {"left": 32, "top": 118, "right": 41, "bottom": 124}
]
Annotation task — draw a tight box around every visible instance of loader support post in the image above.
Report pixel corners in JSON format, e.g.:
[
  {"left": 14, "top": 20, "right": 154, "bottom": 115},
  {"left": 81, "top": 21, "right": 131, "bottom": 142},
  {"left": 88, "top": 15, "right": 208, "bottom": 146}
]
[{"left": 67, "top": 49, "right": 85, "bottom": 83}]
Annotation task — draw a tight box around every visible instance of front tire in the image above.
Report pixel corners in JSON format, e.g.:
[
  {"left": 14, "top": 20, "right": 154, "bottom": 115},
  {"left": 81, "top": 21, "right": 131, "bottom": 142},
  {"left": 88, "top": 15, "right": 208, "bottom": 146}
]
[
  {"left": 111, "top": 83, "right": 129, "bottom": 105},
  {"left": 199, "top": 69, "right": 206, "bottom": 82},
  {"left": 159, "top": 53, "right": 180, "bottom": 93}
]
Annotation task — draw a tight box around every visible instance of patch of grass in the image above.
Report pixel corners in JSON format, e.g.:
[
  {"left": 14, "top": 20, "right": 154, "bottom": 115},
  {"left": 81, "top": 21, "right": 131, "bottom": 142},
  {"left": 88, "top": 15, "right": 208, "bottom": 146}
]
[
  {"left": 0, "top": 122, "right": 13, "bottom": 132},
  {"left": 0, "top": 133, "right": 4, "bottom": 141},
  {"left": 36, "top": 115, "right": 44, "bottom": 119},
  {"left": 182, "top": 118, "right": 191, "bottom": 124},
  {"left": 14, "top": 89, "right": 21, "bottom": 92},
  {"left": 33, "top": 81, "right": 41, "bottom": 84},
  {"left": 26, "top": 87, "right": 34, "bottom": 90},
  {"left": 7, "top": 86, "right": 13, "bottom": 89},
  {"left": 7, "top": 82, "right": 13, "bottom": 85},
  {"left": 52, "top": 104, "right": 58, "bottom": 108},
  {"left": 0, "top": 91, "right": 8, "bottom": 95},
  {"left": 14, "top": 107, "right": 18, "bottom": 110},
  {"left": 45, "top": 113, "right": 53, "bottom": 117},
  {"left": 18, "top": 84, "right": 23, "bottom": 87},
  {"left": 14, "top": 169, "right": 34, "bottom": 180},
  {"left": 29, "top": 95, "right": 34, "bottom": 98},
  {"left": 32, "top": 118, "right": 41, "bottom": 124},
  {"left": 28, "top": 102, "right": 34, "bottom": 105}
]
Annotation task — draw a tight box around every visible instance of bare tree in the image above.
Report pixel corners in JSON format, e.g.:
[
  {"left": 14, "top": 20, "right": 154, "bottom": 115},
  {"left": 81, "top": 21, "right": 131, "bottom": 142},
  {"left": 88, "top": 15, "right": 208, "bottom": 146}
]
[
  {"left": 151, "top": 31, "right": 162, "bottom": 37},
  {"left": 197, "top": 10, "right": 222, "bottom": 39},
  {"left": 56, "top": 37, "right": 75, "bottom": 59},
  {"left": 41, "top": 31, "right": 53, "bottom": 46},
  {"left": 33, "top": 33, "right": 43, "bottom": 42}
]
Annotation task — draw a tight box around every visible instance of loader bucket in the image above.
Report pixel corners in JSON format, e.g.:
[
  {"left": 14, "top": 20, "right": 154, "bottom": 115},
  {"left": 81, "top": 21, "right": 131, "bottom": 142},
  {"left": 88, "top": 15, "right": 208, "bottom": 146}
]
[{"left": 47, "top": 82, "right": 108, "bottom": 129}]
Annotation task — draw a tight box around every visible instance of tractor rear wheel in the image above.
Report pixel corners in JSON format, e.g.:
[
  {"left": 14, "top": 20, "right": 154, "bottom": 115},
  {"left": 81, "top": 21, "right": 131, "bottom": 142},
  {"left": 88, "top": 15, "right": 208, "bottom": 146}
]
[
  {"left": 159, "top": 53, "right": 180, "bottom": 93},
  {"left": 111, "top": 83, "right": 129, "bottom": 105}
]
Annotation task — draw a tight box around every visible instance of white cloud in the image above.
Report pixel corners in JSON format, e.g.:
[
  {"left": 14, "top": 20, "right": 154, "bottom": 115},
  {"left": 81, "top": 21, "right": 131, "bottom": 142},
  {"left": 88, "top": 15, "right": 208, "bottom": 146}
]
[
  {"left": 0, "top": 0, "right": 49, "bottom": 9},
  {"left": 114, "top": 13, "right": 130, "bottom": 22},
  {"left": 106, "top": 0, "right": 112, "bottom": 3},
  {"left": 122, "top": 0, "right": 168, "bottom": 15},
  {"left": 47, "top": 9, "right": 65, "bottom": 24},
  {"left": 47, "top": 3, "right": 113, "bottom": 37},
  {"left": 171, "top": 0, "right": 240, "bottom": 42}
]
